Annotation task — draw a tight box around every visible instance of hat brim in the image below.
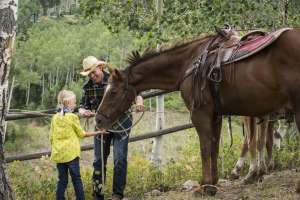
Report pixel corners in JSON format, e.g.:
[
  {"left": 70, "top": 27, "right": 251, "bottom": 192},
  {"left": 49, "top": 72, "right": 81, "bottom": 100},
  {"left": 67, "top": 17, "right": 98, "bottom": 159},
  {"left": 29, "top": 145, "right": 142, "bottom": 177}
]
[
  {"left": 80, "top": 61, "right": 107, "bottom": 76},
  {"left": 80, "top": 65, "right": 97, "bottom": 76}
]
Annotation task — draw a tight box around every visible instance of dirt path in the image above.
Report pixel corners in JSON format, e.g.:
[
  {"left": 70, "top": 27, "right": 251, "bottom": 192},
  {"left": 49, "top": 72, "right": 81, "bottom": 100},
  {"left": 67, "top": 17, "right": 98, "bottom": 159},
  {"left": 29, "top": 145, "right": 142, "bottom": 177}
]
[{"left": 144, "top": 170, "right": 300, "bottom": 200}]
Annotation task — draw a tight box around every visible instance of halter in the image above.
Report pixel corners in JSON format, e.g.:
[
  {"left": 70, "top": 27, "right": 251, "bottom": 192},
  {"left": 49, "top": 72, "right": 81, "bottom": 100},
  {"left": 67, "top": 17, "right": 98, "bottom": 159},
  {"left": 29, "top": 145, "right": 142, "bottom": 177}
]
[{"left": 96, "top": 68, "right": 144, "bottom": 139}]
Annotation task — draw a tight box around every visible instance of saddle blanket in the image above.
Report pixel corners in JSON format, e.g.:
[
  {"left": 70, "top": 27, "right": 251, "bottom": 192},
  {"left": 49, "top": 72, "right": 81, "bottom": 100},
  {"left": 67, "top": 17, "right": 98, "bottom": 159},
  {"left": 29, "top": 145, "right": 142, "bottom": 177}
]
[{"left": 224, "top": 28, "right": 291, "bottom": 65}]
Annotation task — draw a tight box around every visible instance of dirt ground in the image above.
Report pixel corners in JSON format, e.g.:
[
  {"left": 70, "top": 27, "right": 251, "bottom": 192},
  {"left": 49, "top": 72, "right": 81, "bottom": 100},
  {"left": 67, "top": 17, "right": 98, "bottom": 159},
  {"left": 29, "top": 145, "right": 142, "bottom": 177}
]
[{"left": 144, "top": 169, "right": 300, "bottom": 200}]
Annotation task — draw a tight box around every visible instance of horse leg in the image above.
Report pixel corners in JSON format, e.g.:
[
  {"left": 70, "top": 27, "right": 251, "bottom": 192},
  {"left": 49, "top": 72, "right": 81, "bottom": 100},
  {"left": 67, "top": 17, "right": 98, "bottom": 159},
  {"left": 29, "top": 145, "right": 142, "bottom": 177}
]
[
  {"left": 294, "top": 110, "right": 300, "bottom": 193},
  {"left": 243, "top": 117, "right": 259, "bottom": 184},
  {"left": 230, "top": 117, "right": 249, "bottom": 180},
  {"left": 211, "top": 116, "right": 222, "bottom": 185},
  {"left": 266, "top": 120, "right": 275, "bottom": 171},
  {"left": 191, "top": 109, "right": 218, "bottom": 196},
  {"left": 257, "top": 116, "right": 268, "bottom": 179}
]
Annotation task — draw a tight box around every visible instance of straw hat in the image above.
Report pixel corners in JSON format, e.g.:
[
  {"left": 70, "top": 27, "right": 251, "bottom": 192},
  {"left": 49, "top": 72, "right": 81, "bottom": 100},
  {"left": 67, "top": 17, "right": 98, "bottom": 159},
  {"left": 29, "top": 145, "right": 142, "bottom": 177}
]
[{"left": 80, "top": 56, "right": 107, "bottom": 76}]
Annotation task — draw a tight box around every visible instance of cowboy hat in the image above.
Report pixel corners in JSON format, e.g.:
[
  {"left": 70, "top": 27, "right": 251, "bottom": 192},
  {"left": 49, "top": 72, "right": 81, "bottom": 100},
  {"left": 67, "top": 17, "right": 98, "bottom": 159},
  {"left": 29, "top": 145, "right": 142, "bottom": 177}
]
[{"left": 80, "top": 56, "right": 107, "bottom": 76}]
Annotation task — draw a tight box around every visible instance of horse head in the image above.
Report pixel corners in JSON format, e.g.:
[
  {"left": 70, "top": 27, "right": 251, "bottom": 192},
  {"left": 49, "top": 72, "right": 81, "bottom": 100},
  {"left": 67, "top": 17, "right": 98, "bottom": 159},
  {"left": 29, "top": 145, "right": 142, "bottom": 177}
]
[{"left": 95, "top": 69, "right": 136, "bottom": 129}]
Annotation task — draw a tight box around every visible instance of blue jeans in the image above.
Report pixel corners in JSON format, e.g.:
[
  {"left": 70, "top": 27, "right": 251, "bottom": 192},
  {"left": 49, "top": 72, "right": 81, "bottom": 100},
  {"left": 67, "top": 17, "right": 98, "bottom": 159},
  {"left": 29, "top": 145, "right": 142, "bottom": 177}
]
[
  {"left": 56, "top": 157, "right": 85, "bottom": 200},
  {"left": 92, "top": 117, "right": 131, "bottom": 199}
]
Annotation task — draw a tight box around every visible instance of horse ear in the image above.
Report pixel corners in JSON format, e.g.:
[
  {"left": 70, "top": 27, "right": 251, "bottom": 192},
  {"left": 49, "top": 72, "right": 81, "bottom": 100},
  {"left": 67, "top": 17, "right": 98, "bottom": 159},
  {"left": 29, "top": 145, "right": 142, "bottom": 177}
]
[
  {"left": 112, "top": 69, "right": 124, "bottom": 81},
  {"left": 106, "top": 63, "right": 114, "bottom": 74}
]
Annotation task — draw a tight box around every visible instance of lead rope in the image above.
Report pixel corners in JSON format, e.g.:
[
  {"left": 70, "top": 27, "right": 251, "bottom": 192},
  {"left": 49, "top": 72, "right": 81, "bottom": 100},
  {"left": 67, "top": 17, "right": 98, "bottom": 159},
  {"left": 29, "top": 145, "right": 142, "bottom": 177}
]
[
  {"left": 94, "top": 109, "right": 145, "bottom": 196},
  {"left": 101, "top": 133, "right": 105, "bottom": 194}
]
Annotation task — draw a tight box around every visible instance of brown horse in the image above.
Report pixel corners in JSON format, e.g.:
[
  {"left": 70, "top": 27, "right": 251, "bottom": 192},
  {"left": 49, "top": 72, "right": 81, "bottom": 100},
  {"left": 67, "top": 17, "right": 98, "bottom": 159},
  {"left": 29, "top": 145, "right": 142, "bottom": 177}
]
[
  {"left": 230, "top": 116, "right": 275, "bottom": 183},
  {"left": 231, "top": 109, "right": 293, "bottom": 183},
  {"left": 96, "top": 28, "right": 300, "bottom": 194}
]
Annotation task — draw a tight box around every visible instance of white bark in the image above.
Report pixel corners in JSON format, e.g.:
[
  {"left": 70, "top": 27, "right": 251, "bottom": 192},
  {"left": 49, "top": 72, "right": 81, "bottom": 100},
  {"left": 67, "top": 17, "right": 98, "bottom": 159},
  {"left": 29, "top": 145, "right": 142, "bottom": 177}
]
[
  {"left": 65, "top": 69, "right": 69, "bottom": 86},
  {"left": 49, "top": 72, "right": 52, "bottom": 88},
  {"left": 41, "top": 73, "right": 45, "bottom": 105},
  {"left": 4, "top": 75, "right": 14, "bottom": 141},
  {"left": 151, "top": 0, "right": 164, "bottom": 166},
  {"left": 0, "top": 0, "right": 18, "bottom": 199},
  {"left": 26, "top": 81, "right": 30, "bottom": 106},
  {"left": 55, "top": 67, "right": 59, "bottom": 86},
  {"left": 150, "top": 94, "right": 164, "bottom": 166}
]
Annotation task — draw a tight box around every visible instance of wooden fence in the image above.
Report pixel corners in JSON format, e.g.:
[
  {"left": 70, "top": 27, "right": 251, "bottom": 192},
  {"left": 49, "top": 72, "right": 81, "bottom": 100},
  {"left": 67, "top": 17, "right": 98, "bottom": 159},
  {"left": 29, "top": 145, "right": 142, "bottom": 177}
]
[
  {"left": 5, "top": 123, "right": 194, "bottom": 163},
  {"left": 5, "top": 90, "right": 194, "bottom": 163}
]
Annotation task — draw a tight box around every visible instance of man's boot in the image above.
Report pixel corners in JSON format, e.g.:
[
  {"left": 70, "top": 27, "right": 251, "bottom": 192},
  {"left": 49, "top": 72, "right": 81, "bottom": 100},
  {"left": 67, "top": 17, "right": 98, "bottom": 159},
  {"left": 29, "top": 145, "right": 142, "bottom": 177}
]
[
  {"left": 93, "top": 194, "right": 104, "bottom": 200},
  {"left": 108, "top": 194, "right": 122, "bottom": 200}
]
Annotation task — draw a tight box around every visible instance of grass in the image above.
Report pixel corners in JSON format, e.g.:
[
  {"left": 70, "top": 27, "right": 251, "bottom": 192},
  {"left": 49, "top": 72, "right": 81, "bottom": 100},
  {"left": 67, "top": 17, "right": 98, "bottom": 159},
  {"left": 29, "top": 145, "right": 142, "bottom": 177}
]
[{"left": 4, "top": 110, "right": 300, "bottom": 199}]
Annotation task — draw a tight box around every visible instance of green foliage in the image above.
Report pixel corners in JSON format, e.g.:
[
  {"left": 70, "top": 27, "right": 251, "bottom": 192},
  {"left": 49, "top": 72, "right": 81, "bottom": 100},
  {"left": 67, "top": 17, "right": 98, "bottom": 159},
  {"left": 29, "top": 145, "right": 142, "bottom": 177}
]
[
  {"left": 273, "top": 130, "right": 300, "bottom": 170},
  {"left": 80, "top": 0, "right": 300, "bottom": 45},
  {"left": 143, "top": 92, "right": 187, "bottom": 112},
  {"left": 8, "top": 158, "right": 56, "bottom": 200},
  {"left": 13, "top": 0, "right": 300, "bottom": 110},
  {"left": 164, "top": 92, "right": 187, "bottom": 112},
  {"left": 4, "top": 120, "right": 50, "bottom": 153},
  {"left": 6, "top": 118, "right": 300, "bottom": 199},
  {"left": 11, "top": 17, "right": 142, "bottom": 109},
  {"left": 18, "top": 0, "right": 41, "bottom": 35}
]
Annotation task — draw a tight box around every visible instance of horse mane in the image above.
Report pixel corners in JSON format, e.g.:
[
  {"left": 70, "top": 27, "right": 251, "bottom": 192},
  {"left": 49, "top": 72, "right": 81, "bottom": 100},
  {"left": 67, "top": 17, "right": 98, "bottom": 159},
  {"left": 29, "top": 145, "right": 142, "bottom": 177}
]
[{"left": 126, "top": 34, "right": 213, "bottom": 68}]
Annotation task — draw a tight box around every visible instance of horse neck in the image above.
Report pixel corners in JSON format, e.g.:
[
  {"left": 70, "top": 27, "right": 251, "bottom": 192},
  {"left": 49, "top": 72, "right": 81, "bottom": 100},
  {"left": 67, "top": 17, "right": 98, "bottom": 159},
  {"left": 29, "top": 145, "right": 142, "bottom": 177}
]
[{"left": 130, "top": 44, "right": 200, "bottom": 92}]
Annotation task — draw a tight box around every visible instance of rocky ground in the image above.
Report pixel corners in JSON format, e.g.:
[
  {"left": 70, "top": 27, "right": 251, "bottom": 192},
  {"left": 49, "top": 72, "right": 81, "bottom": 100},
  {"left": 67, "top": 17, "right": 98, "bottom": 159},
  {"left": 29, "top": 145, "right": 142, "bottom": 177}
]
[{"left": 144, "top": 169, "right": 300, "bottom": 200}]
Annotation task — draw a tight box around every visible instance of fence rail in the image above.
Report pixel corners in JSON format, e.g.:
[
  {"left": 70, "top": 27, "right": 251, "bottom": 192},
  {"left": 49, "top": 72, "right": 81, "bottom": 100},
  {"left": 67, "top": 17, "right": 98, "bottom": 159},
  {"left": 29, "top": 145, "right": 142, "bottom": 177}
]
[
  {"left": 5, "top": 90, "right": 172, "bottom": 121},
  {"left": 5, "top": 123, "right": 194, "bottom": 163}
]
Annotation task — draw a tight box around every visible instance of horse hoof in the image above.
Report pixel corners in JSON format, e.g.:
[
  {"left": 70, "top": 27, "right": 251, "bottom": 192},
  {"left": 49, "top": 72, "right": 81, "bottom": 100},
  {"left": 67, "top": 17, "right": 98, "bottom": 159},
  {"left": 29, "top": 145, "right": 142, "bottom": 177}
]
[
  {"left": 192, "top": 185, "right": 218, "bottom": 196},
  {"left": 267, "top": 161, "right": 275, "bottom": 172},
  {"left": 258, "top": 164, "right": 268, "bottom": 176},
  {"left": 203, "top": 184, "right": 218, "bottom": 196},
  {"left": 243, "top": 171, "right": 258, "bottom": 184},
  {"left": 296, "top": 180, "right": 300, "bottom": 193},
  {"left": 258, "top": 168, "right": 267, "bottom": 177}
]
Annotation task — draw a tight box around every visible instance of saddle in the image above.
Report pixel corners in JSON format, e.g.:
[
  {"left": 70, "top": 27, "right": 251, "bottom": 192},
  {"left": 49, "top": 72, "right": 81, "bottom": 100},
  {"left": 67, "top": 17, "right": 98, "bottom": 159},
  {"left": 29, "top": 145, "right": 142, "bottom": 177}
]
[{"left": 187, "top": 25, "right": 291, "bottom": 113}]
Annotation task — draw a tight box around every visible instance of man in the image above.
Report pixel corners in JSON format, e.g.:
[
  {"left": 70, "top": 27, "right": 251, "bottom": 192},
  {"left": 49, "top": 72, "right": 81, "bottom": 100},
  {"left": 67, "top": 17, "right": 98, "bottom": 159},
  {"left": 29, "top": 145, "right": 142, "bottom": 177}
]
[{"left": 79, "top": 56, "right": 144, "bottom": 200}]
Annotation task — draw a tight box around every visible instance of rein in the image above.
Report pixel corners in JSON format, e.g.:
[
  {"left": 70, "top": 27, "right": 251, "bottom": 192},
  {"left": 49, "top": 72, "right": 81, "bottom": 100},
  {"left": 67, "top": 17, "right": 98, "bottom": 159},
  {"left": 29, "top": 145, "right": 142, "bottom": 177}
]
[{"left": 106, "top": 110, "right": 145, "bottom": 134}]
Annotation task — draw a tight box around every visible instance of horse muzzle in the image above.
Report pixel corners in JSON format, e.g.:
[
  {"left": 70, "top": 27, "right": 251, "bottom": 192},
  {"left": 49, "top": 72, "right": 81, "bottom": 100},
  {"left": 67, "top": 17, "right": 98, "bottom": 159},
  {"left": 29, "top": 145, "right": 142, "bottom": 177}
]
[{"left": 95, "top": 113, "right": 112, "bottom": 129}]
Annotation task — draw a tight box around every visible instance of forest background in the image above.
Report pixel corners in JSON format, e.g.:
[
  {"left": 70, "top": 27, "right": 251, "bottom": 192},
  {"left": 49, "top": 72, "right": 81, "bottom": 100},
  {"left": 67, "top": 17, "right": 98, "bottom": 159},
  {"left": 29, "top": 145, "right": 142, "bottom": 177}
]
[{"left": 4, "top": 1, "right": 300, "bottom": 199}]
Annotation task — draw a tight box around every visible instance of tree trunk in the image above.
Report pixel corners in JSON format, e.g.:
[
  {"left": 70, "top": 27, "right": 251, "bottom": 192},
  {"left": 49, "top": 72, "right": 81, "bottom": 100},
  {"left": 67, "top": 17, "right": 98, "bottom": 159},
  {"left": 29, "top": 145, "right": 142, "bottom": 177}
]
[
  {"left": 151, "top": 0, "right": 164, "bottom": 167},
  {"left": 26, "top": 81, "right": 30, "bottom": 106},
  {"left": 48, "top": 72, "right": 51, "bottom": 88},
  {"left": 41, "top": 73, "right": 45, "bottom": 105},
  {"left": 283, "top": 0, "right": 289, "bottom": 26},
  {"left": 65, "top": 69, "right": 69, "bottom": 86},
  {"left": 71, "top": 64, "right": 75, "bottom": 83},
  {"left": 26, "top": 65, "right": 32, "bottom": 106},
  {"left": 4, "top": 76, "right": 15, "bottom": 140},
  {"left": 55, "top": 67, "right": 59, "bottom": 86},
  {"left": 0, "top": 0, "right": 18, "bottom": 199}
]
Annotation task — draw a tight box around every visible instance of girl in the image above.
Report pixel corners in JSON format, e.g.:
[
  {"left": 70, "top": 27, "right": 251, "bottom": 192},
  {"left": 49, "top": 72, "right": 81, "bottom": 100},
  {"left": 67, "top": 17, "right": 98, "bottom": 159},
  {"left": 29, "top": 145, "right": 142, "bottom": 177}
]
[{"left": 50, "top": 90, "right": 106, "bottom": 200}]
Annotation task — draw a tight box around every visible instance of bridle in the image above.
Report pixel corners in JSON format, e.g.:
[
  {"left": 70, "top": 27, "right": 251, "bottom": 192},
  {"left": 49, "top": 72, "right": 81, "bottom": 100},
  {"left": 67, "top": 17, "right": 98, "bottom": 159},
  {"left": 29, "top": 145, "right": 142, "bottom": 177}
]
[{"left": 96, "top": 68, "right": 144, "bottom": 138}]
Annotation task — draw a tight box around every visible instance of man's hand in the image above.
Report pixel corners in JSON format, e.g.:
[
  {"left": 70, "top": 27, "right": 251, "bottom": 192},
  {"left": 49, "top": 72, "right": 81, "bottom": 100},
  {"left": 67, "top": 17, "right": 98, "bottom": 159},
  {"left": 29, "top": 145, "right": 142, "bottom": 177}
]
[
  {"left": 79, "top": 108, "right": 95, "bottom": 118},
  {"left": 134, "top": 95, "right": 145, "bottom": 112}
]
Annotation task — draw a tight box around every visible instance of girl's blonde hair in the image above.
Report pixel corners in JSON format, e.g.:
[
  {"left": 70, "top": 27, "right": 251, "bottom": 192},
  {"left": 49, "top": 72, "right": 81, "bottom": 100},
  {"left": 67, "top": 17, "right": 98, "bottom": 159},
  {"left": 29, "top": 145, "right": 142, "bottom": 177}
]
[{"left": 57, "top": 90, "right": 76, "bottom": 115}]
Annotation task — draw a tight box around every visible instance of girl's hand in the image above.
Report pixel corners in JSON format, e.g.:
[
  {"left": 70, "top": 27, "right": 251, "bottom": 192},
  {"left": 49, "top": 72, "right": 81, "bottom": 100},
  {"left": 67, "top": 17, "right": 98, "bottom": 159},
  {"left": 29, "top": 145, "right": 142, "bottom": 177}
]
[{"left": 95, "top": 128, "right": 108, "bottom": 135}]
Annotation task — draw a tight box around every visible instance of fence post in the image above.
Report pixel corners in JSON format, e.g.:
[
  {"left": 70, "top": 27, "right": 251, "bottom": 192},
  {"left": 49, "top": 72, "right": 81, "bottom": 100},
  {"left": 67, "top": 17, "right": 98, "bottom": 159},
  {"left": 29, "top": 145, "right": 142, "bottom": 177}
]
[
  {"left": 151, "top": 0, "right": 164, "bottom": 165},
  {"left": 150, "top": 94, "right": 164, "bottom": 166}
]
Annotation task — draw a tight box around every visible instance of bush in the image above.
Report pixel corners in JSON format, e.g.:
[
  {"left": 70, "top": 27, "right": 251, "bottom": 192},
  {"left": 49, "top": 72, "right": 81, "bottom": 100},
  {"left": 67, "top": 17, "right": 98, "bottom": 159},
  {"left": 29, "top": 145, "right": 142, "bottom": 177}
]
[
  {"left": 6, "top": 119, "right": 300, "bottom": 199},
  {"left": 4, "top": 120, "right": 50, "bottom": 154}
]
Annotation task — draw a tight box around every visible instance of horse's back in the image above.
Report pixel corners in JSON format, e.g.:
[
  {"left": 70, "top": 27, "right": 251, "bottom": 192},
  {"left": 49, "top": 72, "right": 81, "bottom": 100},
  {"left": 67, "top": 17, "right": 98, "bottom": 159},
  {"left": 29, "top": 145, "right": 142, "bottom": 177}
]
[{"left": 219, "top": 29, "right": 300, "bottom": 116}]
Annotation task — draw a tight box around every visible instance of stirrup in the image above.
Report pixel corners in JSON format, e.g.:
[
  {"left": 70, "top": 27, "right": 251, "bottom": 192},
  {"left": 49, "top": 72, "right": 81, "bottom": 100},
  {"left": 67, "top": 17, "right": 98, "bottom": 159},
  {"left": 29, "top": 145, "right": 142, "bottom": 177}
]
[{"left": 208, "top": 67, "right": 222, "bottom": 83}]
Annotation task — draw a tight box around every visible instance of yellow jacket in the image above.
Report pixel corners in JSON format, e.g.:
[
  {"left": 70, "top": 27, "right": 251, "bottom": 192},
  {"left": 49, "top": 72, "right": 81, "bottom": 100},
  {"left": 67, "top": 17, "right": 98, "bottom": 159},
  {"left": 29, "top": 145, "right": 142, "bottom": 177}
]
[{"left": 49, "top": 113, "right": 85, "bottom": 163}]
